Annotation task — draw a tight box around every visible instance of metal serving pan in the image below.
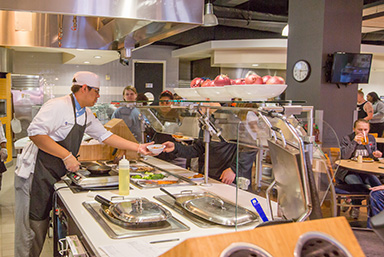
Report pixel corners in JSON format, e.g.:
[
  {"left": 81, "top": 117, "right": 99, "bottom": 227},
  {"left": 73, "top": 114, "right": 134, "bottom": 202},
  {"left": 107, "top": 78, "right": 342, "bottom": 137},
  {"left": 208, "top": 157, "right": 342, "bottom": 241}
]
[
  {"left": 94, "top": 195, "right": 171, "bottom": 225},
  {"left": 160, "top": 188, "right": 258, "bottom": 226}
]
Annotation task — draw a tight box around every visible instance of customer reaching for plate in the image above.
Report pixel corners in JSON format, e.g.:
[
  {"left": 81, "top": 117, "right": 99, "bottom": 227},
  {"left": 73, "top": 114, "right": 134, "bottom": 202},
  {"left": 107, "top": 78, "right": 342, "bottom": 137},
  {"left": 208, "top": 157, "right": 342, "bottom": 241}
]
[{"left": 13, "top": 71, "right": 169, "bottom": 257}]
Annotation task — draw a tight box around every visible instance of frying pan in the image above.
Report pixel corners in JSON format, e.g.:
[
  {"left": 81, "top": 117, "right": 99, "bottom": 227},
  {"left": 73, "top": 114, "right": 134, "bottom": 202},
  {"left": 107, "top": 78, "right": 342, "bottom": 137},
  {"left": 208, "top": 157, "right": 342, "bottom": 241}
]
[
  {"left": 94, "top": 195, "right": 171, "bottom": 225},
  {"left": 85, "top": 164, "right": 111, "bottom": 175}
]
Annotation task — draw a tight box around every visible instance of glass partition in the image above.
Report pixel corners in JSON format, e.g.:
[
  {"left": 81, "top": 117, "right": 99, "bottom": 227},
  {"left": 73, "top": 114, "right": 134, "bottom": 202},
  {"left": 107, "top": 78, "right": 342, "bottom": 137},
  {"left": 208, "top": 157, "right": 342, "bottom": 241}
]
[{"left": 125, "top": 99, "right": 324, "bottom": 229}]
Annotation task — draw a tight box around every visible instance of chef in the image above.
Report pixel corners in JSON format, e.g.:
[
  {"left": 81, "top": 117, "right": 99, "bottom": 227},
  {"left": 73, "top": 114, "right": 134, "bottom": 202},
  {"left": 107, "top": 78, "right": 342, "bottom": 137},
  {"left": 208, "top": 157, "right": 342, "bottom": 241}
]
[{"left": 14, "top": 71, "right": 161, "bottom": 257}]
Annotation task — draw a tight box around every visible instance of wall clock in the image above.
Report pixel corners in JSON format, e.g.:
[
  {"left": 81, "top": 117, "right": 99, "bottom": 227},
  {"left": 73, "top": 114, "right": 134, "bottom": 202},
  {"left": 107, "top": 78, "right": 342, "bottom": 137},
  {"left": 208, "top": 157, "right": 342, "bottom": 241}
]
[{"left": 293, "top": 60, "right": 311, "bottom": 82}]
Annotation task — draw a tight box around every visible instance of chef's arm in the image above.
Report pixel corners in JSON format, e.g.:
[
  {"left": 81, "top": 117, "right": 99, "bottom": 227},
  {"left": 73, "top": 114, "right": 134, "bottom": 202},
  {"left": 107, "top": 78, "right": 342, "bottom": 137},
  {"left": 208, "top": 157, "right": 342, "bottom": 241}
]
[
  {"left": 102, "top": 134, "right": 155, "bottom": 155},
  {"left": 30, "top": 135, "right": 81, "bottom": 172},
  {"left": 30, "top": 135, "right": 71, "bottom": 159}
]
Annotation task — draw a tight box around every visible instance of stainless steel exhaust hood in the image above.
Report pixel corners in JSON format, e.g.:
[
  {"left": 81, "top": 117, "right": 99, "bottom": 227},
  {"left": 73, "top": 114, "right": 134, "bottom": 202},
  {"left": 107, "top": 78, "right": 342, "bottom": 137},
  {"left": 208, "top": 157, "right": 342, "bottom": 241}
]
[{"left": 0, "top": 0, "right": 203, "bottom": 52}]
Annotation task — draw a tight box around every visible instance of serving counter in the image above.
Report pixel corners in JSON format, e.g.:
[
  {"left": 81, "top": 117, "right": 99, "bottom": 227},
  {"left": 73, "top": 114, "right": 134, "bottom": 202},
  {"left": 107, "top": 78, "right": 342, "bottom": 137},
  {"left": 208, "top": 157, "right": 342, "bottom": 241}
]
[{"left": 54, "top": 157, "right": 277, "bottom": 257}]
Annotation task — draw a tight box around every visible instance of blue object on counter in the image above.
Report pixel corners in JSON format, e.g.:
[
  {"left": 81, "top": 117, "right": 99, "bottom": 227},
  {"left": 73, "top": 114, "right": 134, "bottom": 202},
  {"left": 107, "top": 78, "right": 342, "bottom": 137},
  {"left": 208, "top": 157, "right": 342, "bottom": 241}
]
[{"left": 251, "top": 198, "right": 269, "bottom": 222}]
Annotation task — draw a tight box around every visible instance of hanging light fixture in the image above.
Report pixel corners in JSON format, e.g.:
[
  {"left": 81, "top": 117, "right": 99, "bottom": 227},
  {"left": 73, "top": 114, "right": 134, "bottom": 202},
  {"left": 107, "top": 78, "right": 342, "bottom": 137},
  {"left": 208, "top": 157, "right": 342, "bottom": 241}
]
[
  {"left": 203, "top": 2, "right": 218, "bottom": 27},
  {"left": 282, "top": 24, "right": 289, "bottom": 36}
]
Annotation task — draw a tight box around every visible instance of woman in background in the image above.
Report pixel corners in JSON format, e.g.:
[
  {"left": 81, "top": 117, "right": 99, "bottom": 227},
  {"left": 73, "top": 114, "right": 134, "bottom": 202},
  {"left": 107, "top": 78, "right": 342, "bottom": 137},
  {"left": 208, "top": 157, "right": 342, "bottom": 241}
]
[
  {"left": 112, "top": 86, "right": 142, "bottom": 142},
  {"left": 367, "top": 91, "right": 384, "bottom": 137}
]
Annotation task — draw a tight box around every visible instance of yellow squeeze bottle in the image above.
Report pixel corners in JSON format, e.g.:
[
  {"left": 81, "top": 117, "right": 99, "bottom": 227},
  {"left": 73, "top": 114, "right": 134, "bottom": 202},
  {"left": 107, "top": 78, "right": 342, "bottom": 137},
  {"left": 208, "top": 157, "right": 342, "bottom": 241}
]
[{"left": 119, "top": 155, "right": 130, "bottom": 195}]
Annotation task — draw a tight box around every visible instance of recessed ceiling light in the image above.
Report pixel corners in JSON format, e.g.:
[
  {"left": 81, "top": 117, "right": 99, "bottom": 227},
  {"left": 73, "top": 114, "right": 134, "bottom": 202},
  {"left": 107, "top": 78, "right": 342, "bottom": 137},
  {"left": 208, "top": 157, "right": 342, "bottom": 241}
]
[
  {"left": 84, "top": 61, "right": 90, "bottom": 64},
  {"left": 93, "top": 55, "right": 102, "bottom": 59},
  {"left": 252, "top": 64, "right": 259, "bottom": 67},
  {"left": 55, "top": 77, "right": 59, "bottom": 81}
]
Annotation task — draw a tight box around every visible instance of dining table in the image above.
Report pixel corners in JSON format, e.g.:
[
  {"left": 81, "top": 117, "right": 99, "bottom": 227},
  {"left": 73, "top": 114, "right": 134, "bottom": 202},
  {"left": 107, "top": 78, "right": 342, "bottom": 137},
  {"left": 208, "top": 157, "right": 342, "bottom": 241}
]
[
  {"left": 375, "top": 137, "right": 384, "bottom": 144},
  {"left": 336, "top": 159, "right": 384, "bottom": 175}
]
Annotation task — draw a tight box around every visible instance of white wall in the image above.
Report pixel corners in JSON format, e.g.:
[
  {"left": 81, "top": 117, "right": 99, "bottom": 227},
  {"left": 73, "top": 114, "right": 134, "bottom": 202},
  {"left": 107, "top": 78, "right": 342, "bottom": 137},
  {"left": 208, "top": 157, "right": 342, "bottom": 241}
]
[
  {"left": 12, "top": 45, "right": 179, "bottom": 104},
  {"left": 359, "top": 71, "right": 384, "bottom": 99}
]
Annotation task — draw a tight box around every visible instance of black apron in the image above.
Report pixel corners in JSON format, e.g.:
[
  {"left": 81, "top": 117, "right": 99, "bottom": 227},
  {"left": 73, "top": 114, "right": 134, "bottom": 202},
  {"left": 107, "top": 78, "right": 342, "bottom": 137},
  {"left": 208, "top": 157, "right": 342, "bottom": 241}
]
[{"left": 29, "top": 94, "right": 87, "bottom": 220}]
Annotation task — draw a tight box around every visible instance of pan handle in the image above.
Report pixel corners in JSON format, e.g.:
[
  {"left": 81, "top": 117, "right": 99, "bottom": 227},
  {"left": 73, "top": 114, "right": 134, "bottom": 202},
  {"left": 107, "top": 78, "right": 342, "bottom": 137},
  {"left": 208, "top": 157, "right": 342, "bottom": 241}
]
[
  {"left": 160, "top": 188, "right": 177, "bottom": 200},
  {"left": 95, "top": 195, "right": 113, "bottom": 207}
]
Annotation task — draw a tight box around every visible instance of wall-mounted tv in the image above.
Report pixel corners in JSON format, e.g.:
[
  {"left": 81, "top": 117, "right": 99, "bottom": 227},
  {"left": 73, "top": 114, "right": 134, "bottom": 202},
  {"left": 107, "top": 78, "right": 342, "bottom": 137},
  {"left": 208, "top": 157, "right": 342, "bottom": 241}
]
[{"left": 330, "top": 52, "right": 372, "bottom": 84}]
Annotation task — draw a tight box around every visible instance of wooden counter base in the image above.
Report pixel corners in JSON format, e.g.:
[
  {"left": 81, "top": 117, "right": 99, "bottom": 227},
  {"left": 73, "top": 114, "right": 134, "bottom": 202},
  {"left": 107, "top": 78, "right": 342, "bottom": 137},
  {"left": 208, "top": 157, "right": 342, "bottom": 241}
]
[{"left": 160, "top": 217, "right": 364, "bottom": 257}]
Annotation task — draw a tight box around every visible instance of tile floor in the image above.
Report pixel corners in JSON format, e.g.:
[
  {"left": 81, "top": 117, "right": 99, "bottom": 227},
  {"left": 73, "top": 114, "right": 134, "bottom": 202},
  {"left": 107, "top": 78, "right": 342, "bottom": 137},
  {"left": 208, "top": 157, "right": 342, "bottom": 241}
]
[{"left": 0, "top": 163, "right": 53, "bottom": 257}]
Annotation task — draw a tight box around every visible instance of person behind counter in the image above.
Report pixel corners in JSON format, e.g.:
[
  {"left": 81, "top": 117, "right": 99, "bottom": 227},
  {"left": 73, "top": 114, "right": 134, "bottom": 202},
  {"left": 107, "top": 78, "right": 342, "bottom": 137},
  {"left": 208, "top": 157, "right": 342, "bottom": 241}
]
[
  {"left": 13, "top": 71, "right": 168, "bottom": 257},
  {"left": 151, "top": 90, "right": 186, "bottom": 167},
  {"left": 337, "top": 119, "right": 382, "bottom": 219},
  {"left": 111, "top": 86, "right": 142, "bottom": 142}
]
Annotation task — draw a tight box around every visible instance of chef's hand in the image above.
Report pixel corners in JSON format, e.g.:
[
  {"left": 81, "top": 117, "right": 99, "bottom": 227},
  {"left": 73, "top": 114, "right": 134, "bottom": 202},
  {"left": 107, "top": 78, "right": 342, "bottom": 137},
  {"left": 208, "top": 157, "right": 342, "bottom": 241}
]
[
  {"left": 63, "top": 154, "right": 81, "bottom": 172},
  {"left": 138, "top": 142, "right": 155, "bottom": 155},
  {"left": 0, "top": 148, "right": 7, "bottom": 162},
  {"left": 162, "top": 141, "right": 175, "bottom": 153},
  {"left": 220, "top": 168, "right": 236, "bottom": 185},
  {"left": 373, "top": 150, "right": 382, "bottom": 158}
]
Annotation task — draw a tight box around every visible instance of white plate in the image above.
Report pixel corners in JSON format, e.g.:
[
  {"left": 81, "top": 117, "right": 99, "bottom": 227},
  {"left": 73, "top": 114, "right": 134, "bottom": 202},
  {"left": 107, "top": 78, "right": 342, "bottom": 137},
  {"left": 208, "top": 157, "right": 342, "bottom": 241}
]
[
  {"left": 195, "top": 86, "right": 233, "bottom": 101},
  {"left": 174, "top": 88, "right": 205, "bottom": 100},
  {"left": 225, "top": 84, "right": 287, "bottom": 100}
]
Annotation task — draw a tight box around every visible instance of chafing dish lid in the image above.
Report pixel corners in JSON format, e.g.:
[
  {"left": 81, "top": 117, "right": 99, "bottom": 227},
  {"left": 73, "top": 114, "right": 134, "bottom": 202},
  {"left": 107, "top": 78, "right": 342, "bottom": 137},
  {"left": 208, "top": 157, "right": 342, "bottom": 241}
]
[
  {"left": 112, "top": 198, "right": 171, "bottom": 223},
  {"left": 183, "top": 195, "right": 258, "bottom": 226}
]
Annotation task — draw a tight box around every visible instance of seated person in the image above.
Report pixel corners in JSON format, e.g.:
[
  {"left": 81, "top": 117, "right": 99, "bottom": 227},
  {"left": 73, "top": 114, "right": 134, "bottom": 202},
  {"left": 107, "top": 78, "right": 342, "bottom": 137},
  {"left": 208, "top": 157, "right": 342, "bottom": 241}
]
[
  {"left": 368, "top": 185, "right": 384, "bottom": 228},
  {"left": 163, "top": 139, "right": 256, "bottom": 185},
  {"left": 337, "top": 119, "right": 382, "bottom": 219},
  {"left": 112, "top": 86, "right": 142, "bottom": 142}
]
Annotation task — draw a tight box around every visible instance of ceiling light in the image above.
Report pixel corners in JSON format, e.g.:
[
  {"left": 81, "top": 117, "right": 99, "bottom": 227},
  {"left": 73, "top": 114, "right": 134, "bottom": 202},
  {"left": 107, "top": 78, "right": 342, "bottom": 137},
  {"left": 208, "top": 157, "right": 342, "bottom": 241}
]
[
  {"left": 93, "top": 55, "right": 102, "bottom": 59},
  {"left": 282, "top": 24, "right": 289, "bottom": 37},
  {"left": 252, "top": 64, "right": 259, "bottom": 67},
  {"left": 203, "top": 2, "right": 218, "bottom": 27},
  {"left": 84, "top": 61, "right": 90, "bottom": 64}
]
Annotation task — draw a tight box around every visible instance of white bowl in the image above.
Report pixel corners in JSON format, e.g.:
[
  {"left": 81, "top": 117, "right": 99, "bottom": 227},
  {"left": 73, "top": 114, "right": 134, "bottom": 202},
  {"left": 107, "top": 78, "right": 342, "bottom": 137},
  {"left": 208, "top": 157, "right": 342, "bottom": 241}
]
[
  {"left": 147, "top": 144, "right": 165, "bottom": 155},
  {"left": 379, "top": 158, "right": 384, "bottom": 164},
  {"left": 225, "top": 84, "right": 287, "bottom": 101},
  {"left": 195, "top": 87, "right": 233, "bottom": 101},
  {"left": 174, "top": 88, "right": 205, "bottom": 100}
]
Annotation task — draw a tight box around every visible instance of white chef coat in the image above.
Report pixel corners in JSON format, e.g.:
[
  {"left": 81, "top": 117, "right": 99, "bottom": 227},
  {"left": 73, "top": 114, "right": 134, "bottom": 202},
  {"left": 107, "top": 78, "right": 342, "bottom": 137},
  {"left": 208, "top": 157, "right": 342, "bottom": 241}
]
[{"left": 15, "top": 94, "right": 112, "bottom": 178}]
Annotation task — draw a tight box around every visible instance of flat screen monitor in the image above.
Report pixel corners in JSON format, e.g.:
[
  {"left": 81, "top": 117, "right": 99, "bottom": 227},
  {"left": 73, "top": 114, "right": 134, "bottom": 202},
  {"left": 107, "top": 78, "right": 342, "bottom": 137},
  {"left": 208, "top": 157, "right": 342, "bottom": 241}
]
[{"left": 330, "top": 52, "right": 372, "bottom": 84}]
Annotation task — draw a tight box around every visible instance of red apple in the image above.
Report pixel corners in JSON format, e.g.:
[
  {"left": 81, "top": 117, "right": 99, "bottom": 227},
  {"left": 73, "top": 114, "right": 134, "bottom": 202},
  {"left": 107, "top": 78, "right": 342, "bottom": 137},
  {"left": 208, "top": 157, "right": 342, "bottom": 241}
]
[
  {"left": 213, "top": 74, "right": 231, "bottom": 86},
  {"left": 233, "top": 78, "right": 246, "bottom": 85},
  {"left": 190, "top": 77, "right": 204, "bottom": 88},
  {"left": 262, "top": 75, "right": 272, "bottom": 84},
  {"left": 266, "top": 76, "right": 285, "bottom": 84},
  {"left": 201, "top": 79, "right": 213, "bottom": 87},
  {"left": 245, "top": 74, "right": 263, "bottom": 84}
]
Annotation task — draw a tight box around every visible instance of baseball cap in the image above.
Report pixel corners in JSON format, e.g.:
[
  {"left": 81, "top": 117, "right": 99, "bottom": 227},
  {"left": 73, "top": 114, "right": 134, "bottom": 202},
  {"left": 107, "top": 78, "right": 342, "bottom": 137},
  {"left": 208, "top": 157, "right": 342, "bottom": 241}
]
[{"left": 72, "top": 71, "right": 100, "bottom": 89}]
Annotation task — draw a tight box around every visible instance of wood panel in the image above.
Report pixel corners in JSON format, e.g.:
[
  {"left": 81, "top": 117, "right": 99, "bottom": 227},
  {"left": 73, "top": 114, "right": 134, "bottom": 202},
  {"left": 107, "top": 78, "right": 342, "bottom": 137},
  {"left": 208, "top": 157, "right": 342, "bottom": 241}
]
[
  {"left": 78, "top": 118, "right": 139, "bottom": 161},
  {"left": 160, "top": 217, "right": 365, "bottom": 257}
]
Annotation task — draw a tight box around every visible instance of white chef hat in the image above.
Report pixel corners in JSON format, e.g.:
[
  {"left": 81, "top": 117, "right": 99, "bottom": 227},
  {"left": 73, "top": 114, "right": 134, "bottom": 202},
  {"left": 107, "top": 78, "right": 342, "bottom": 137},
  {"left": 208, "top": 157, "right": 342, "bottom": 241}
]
[{"left": 72, "top": 71, "right": 100, "bottom": 89}]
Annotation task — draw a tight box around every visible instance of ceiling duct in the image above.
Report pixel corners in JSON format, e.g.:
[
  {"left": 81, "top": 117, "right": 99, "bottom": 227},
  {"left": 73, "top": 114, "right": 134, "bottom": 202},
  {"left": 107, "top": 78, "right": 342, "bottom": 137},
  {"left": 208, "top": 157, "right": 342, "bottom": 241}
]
[
  {"left": 0, "top": 0, "right": 203, "bottom": 51},
  {"left": 0, "top": 47, "right": 14, "bottom": 73}
]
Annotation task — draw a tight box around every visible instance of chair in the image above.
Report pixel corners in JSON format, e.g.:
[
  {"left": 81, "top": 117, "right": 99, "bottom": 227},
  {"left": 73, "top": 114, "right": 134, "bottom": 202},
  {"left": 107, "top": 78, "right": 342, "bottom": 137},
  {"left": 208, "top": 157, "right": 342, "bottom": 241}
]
[
  {"left": 322, "top": 151, "right": 370, "bottom": 218},
  {"left": 329, "top": 147, "right": 370, "bottom": 217},
  {"left": 334, "top": 184, "right": 370, "bottom": 216}
]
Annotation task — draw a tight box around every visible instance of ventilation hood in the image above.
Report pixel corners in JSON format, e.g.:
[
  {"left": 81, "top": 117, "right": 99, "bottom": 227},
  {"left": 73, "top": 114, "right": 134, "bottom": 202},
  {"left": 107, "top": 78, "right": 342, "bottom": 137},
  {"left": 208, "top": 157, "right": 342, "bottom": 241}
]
[{"left": 0, "top": 0, "right": 203, "bottom": 56}]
